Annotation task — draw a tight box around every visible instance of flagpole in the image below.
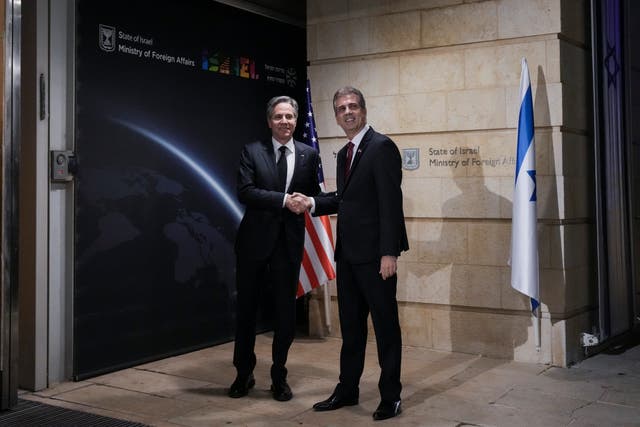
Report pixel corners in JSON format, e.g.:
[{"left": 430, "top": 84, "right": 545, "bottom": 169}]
[
  {"left": 533, "top": 305, "right": 541, "bottom": 352},
  {"left": 323, "top": 281, "right": 332, "bottom": 334}
]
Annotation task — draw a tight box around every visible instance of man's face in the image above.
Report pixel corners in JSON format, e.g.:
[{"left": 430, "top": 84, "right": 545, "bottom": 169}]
[
  {"left": 268, "top": 102, "right": 297, "bottom": 144},
  {"left": 334, "top": 94, "right": 366, "bottom": 139}
]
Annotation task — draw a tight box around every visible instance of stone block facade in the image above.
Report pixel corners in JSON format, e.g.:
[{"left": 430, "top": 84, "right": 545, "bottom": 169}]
[{"left": 307, "top": 0, "right": 594, "bottom": 366}]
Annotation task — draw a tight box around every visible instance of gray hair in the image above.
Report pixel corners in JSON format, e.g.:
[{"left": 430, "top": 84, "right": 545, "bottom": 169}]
[
  {"left": 332, "top": 86, "right": 366, "bottom": 114},
  {"left": 266, "top": 95, "right": 299, "bottom": 120}
]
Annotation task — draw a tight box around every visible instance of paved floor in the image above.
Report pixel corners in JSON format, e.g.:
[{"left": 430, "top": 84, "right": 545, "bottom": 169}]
[{"left": 20, "top": 333, "right": 640, "bottom": 426}]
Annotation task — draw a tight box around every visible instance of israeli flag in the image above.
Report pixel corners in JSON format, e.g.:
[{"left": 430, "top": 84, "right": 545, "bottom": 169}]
[{"left": 510, "top": 58, "right": 539, "bottom": 312}]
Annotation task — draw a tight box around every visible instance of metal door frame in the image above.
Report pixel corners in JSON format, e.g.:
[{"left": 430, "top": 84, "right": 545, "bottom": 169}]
[{"left": 0, "top": 0, "right": 21, "bottom": 410}]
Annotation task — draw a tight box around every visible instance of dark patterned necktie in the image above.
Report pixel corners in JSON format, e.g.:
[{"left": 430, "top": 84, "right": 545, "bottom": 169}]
[
  {"left": 277, "top": 145, "right": 288, "bottom": 192},
  {"left": 345, "top": 141, "right": 354, "bottom": 178}
]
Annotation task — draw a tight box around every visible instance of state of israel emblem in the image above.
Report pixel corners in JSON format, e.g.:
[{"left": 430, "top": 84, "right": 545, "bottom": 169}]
[
  {"left": 286, "top": 68, "right": 298, "bottom": 88},
  {"left": 99, "top": 24, "right": 116, "bottom": 52},
  {"left": 402, "top": 148, "right": 420, "bottom": 170}
]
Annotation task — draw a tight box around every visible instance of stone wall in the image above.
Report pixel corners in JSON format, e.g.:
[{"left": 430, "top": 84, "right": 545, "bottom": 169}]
[{"left": 306, "top": 0, "right": 594, "bottom": 366}]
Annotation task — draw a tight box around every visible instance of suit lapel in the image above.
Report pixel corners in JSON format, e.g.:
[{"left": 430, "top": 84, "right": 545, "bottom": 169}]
[
  {"left": 259, "top": 139, "right": 279, "bottom": 189},
  {"left": 336, "top": 144, "right": 348, "bottom": 191},
  {"left": 342, "top": 128, "right": 373, "bottom": 191},
  {"left": 289, "top": 140, "right": 307, "bottom": 190}
]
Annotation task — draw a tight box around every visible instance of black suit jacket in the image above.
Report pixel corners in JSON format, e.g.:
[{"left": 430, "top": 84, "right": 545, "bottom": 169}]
[
  {"left": 315, "top": 127, "right": 409, "bottom": 263},
  {"left": 235, "top": 138, "right": 321, "bottom": 263}
]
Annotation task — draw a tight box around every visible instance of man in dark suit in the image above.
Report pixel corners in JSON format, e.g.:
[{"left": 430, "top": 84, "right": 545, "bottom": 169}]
[
  {"left": 229, "top": 95, "right": 320, "bottom": 402},
  {"left": 303, "top": 86, "right": 408, "bottom": 421}
]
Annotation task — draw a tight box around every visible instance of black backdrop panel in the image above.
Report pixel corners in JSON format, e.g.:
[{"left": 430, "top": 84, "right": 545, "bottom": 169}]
[{"left": 74, "top": 0, "right": 306, "bottom": 378}]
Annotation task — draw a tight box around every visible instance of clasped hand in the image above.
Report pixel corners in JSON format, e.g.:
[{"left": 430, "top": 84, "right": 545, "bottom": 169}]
[{"left": 285, "top": 192, "right": 312, "bottom": 214}]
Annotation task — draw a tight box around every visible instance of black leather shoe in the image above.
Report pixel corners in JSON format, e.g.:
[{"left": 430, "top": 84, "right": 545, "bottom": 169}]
[
  {"left": 312, "top": 392, "right": 359, "bottom": 411},
  {"left": 372, "top": 400, "right": 401, "bottom": 421},
  {"left": 270, "top": 381, "right": 293, "bottom": 401},
  {"left": 228, "top": 374, "right": 255, "bottom": 398}
]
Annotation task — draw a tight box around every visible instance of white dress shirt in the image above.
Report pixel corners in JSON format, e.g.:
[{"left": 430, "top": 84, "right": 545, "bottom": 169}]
[{"left": 273, "top": 138, "right": 295, "bottom": 206}]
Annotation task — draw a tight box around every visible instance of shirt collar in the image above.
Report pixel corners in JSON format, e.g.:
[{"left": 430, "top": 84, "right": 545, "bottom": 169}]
[
  {"left": 272, "top": 137, "right": 295, "bottom": 154},
  {"left": 350, "top": 124, "right": 370, "bottom": 149}
]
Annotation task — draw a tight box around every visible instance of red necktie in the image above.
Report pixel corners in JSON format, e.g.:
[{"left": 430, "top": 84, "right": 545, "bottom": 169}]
[{"left": 345, "top": 141, "right": 354, "bottom": 178}]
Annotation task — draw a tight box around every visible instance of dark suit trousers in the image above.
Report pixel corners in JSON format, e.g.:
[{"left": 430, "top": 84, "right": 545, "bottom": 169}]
[
  {"left": 336, "top": 259, "right": 402, "bottom": 402},
  {"left": 233, "top": 227, "right": 299, "bottom": 383}
]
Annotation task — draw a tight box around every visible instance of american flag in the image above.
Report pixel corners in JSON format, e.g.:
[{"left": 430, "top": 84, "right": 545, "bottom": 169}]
[{"left": 297, "top": 80, "right": 336, "bottom": 297}]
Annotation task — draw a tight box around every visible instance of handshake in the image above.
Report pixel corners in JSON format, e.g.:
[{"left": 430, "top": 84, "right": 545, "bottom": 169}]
[{"left": 285, "top": 192, "right": 313, "bottom": 215}]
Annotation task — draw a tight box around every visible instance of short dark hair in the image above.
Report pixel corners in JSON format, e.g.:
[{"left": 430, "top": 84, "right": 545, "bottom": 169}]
[
  {"left": 332, "top": 86, "right": 366, "bottom": 115},
  {"left": 266, "top": 96, "right": 298, "bottom": 120}
]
